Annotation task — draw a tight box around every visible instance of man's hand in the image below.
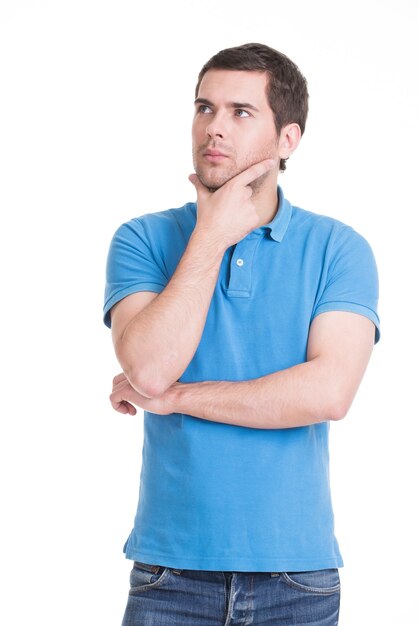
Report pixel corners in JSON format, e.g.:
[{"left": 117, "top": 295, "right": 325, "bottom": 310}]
[
  {"left": 110, "top": 373, "right": 181, "bottom": 416},
  {"left": 189, "top": 158, "right": 276, "bottom": 249}
]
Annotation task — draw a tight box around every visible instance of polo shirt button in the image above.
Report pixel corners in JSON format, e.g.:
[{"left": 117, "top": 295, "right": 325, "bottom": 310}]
[{"left": 236, "top": 258, "right": 244, "bottom": 266}]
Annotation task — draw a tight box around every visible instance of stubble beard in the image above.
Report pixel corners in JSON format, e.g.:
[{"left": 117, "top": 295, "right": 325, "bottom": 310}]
[
  {"left": 195, "top": 164, "right": 269, "bottom": 194},
  {"left": 193, "top": 143, "right": 279, "bottom": 194}
]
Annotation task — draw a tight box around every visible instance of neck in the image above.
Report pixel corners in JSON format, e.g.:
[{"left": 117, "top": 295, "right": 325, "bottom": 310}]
[{"left": 251, "top": 180, "right": 279, "bottom": 227}]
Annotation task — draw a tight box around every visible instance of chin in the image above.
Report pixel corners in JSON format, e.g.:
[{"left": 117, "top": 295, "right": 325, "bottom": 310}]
[{"left": 195, "top": 168, "right": 234, "bottom": 192}]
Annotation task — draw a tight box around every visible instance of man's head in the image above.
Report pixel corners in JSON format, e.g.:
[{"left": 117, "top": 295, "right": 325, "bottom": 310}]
[{"left": 192, "top": 43, "right": 308, "bottom": 192}]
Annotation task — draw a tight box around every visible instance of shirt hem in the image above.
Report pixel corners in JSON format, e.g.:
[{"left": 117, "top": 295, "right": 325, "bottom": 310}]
[{"left": 123, "top": 548, "right": 344, "bottom": 572}]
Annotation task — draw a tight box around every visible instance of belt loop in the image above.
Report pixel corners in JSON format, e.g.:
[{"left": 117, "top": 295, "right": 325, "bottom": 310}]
[
  {"left": 171, "top": 568, "right": 183, "bottom": 575},
  {"left": 270, "top": 572, "right": 280, "bottom": 577}
]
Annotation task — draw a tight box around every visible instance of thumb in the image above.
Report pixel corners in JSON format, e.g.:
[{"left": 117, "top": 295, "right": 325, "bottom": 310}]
[{"left": 188, "top": 173, "right": 209, "bottom": 196}]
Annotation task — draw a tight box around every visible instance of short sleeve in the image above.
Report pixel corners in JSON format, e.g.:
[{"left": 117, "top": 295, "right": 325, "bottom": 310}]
[
  {"left": 103, "top": 219, "right": 168, "bottom": 328},
  {"left": 311, "top": 227, "right": 380, "bottom": 343}
]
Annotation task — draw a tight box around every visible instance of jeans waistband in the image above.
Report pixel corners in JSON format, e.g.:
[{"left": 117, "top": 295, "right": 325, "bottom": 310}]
[{"left": 134, "top": 562, "right": 281, "bottom": 577}]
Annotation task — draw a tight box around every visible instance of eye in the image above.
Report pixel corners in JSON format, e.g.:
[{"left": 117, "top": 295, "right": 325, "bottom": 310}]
[
  {"left": 235, "top": 109, "right": 250, "bottom": 118},
  {"left": 197, "top": 105, "right": 212, "bottom": 114}
]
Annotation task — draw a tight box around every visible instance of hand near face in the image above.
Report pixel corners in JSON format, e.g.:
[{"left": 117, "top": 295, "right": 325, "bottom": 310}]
[{"left": 189, "top": 158, "right": 277, "bottom": 250}]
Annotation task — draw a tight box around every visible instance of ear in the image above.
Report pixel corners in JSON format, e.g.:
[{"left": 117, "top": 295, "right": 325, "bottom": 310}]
[{"left": 277, "top": 123, "right": 302, "bottom": 160}]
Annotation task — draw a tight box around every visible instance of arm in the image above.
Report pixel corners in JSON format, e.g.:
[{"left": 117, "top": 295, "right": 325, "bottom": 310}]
[
  {"left": 111, "top": 230, "right": 226, "bottom": 398},
  {"left": 169, "top": 311, "right": 375, "bottom": 428},
  {"left": 111, "top": 159, "right": 276, "bottom": 398},
  {"left": 107, "top": 310, "right": 376, "bottom": 426}
]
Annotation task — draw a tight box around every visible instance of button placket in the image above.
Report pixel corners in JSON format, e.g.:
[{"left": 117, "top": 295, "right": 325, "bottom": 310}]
[{"left": 227, "top": 236, "right": 262, "bottom": 297}]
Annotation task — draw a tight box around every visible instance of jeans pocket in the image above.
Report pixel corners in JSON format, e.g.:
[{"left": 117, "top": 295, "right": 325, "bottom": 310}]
[
  {"left": 129, "top": 561, "right": 170, "bottom": 594},
  {"left": 281, "top": 569, "right": 340, "bottom": 595}
]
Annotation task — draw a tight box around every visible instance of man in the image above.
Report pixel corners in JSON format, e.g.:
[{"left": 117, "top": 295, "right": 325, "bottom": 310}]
[{"left": 104, "top": 43, "right": 379, "bottom": 626}]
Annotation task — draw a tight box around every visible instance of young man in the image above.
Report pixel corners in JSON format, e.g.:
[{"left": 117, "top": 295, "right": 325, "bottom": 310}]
[{"left": 104, "top": 43, "right": 380, "bottom": 626}]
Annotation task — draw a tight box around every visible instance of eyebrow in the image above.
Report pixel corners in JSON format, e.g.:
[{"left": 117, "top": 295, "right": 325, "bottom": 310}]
[{"left": 194, "top": 97, "right": 260, "bottom": 112}]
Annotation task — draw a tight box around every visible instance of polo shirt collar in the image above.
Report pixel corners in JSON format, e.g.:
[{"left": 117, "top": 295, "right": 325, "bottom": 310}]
[{"left": 251, "top": 185, "right": 293, "bottom": 243}]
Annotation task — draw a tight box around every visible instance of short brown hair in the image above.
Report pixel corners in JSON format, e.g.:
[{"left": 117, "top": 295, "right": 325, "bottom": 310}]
[{"left": 195, "top": 43, "right": 309, "bottom": 171}]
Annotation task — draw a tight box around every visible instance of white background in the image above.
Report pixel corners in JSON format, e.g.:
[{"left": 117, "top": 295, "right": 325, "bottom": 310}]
[{"left": 1, "top": 1, "right": 417, "bottom": 624}]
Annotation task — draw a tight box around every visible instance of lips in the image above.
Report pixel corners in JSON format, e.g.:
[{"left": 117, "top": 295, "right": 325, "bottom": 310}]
[
  {"left": 204, "top": 149, "right": 228, "bottom": 157},
  {"left": 202, "top": 147, "right": 230, "bottom": 163}
]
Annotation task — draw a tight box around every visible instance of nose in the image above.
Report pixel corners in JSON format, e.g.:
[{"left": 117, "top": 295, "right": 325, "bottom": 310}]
[
  {"left": 206, "top": 124, "right": 224, "bottom": 139},
  {"left": 206, "top": 112, "right": 226, "bottom": 140}
]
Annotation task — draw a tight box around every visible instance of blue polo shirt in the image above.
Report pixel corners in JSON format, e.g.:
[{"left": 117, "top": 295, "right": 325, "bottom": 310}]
[{"left": 103, "top": 185, "right": 380, "bottom": 572}]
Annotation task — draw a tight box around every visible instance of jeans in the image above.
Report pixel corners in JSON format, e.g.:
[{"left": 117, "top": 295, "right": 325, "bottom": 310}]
[{"left": 121, "top": 561, "right": 341, "bottom": 626}]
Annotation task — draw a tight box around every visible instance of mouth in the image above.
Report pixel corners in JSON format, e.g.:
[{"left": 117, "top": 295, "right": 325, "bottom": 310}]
[{"left": 202, "top": 149, "right": 229, "bottom": 162}]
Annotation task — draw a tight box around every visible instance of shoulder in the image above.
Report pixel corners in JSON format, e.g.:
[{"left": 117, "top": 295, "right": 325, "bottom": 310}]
[
  {"left": 116, "top": 202, "right": 196, "bottom": 243},
  {"left": 290, "top": 205, "right": 374, "bottom": 253},
  {"left": 290, "top": 205, "right": 354, "bottom": 235}
]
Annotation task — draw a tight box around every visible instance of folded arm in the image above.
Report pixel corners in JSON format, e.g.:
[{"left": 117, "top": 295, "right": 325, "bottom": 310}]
[
  {"left": 168, "top": 311, "right": 375, "bottom": 428},
  {"left": 105, "top": 310, "right": 377, "bottom": 427},
  {"left": 111, "top": 227, "right": 229, "bottom": 399},
  {"left": 110, "top": 160, "right": 277, "bottom": 399}
]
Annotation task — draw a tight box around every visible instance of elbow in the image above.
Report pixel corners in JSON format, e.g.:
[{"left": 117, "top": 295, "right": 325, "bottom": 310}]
[
  {"left": 319, "top": 373, "right": 354, "bottom": 421},
  {"left": 328, "top": 404, "right": 348, "bottom": 421},
  {"left": 115, "top": 340, "right": 179, "bottom": 398},
  {"left": 327, "top": 395, "right": 352, "bottom": 422},
  {"left": 115, "top": 343, "right": 166, "bottom": 398},
  {"left": 126, "top": 367, "right": 168, "bottom": 399}
]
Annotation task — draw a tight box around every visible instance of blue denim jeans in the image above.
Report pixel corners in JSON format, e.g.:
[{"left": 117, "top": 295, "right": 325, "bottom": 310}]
[{"left": 121, "top": 561, "right": 341, "bottom": 625}]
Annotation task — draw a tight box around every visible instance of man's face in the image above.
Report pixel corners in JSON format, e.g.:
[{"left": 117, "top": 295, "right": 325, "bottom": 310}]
[{"left": 192, "top": 69, "right": 280, "bottom": 192}]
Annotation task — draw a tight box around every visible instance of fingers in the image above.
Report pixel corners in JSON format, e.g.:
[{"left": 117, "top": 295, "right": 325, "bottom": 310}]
[
  {"left": 188, "top": 173, "right": 199, "bottom": 187},
  {"left": 188, "top": 173, "right": 209, "bottom": 198},
  {"left": 110, "top": 375, "right": 138, "bottom": 415},
  {"left": 110, "top": 392, "right": 137, "bottom": 415},
  {"left": 121, "top": 401, "right": 137, "bottom": 415},
  {"left": 113, "top": 372, "right": 127, "bottom": 386},
  {"left": 232, "top": 158, "right": 277, "bottom": 187},
  {"left": 113, "top": 400, "right": 137, "bottom": 416}
]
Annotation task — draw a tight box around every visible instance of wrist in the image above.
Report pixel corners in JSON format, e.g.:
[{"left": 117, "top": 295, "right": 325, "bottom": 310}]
[
  {"left": 166, "top": 381, "right": 189, "bottom": 414},
  {"left": 190, "top": 227, "right": 230, "bottom": 257}
]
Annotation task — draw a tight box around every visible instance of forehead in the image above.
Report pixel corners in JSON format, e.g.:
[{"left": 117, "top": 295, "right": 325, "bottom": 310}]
[{"left": 197, "top": 69, "right": 270, "bottom": 108}]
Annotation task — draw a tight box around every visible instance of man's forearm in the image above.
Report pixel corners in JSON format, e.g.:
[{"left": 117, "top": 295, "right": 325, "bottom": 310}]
[
  {"left": 171, "top": 359, "right": 347, "bottom": 429},
  {"left": 115, "top": 160, "right": 278, "bottom": 398},
  {"left": 111, "top": 310, "right": 373, "bottom": 426},
  {"left": 116, "top": 229, "right": 227, "bottom": 397}
]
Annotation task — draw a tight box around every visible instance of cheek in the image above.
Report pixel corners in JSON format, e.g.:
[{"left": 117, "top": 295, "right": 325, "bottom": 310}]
[
  {"left": 191, "top": 121, "right": 199, "bottom": 143},
  {"left": 238, "top": 136, "right": 279, "bottom": 167},
  {"left": 192, "top": 117, "right": 206, "bottom": 137},
  {"left": 262, "top": 132, "right": 280, "bottom": 158}
]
